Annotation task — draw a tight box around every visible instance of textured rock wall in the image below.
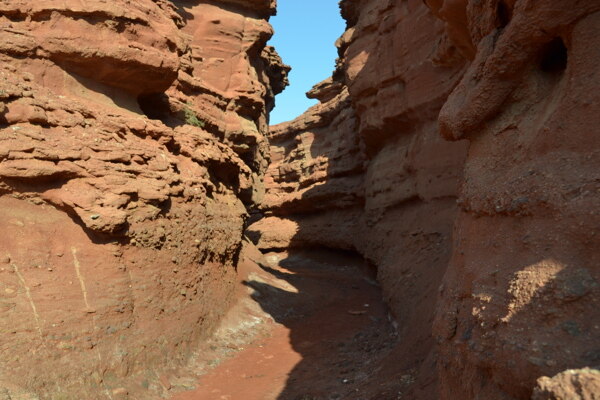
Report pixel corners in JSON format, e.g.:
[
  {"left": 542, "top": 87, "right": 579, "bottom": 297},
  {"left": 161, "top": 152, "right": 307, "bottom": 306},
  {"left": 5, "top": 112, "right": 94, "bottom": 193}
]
[
  {"left": 251, "top": 0, "right": 600, "bottom": 399},
  {"left": 0, "top": 0, "right": 287, "bottom": 398},
  {"left": 428, "top": 0, "right": 600, "bottom": 399},
  {"left": 249, "top": 0, "right": 469, "bottom": 397}
]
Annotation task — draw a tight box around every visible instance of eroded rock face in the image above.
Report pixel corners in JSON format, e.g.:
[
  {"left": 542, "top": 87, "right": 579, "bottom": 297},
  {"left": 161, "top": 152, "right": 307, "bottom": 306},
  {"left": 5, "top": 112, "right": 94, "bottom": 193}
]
[
  {"left": 533, "top": 368, "right": 600, "bottom": 400},
  {"left": 0, "top": 1, "right": 287, "bottom": 398},
  {"left": 427, "top": 1, "right": 600, "bottom": 399},
  {"left": 249, "top": 0, "right": 468, "bottom": 397},
  {"left": 252, "top": 0, "right": 600, "bottom": 399}
]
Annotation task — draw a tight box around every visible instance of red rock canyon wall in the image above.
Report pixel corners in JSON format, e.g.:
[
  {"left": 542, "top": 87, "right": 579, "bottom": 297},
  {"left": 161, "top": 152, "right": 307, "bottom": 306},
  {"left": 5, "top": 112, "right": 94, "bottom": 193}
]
[
  {"left": 249, "top": 0, "right": 469, "bottom": 397},
  {"left": 1, "top": 0, "right": 598, "bottom": 399},
  {"left": 429, "top": 0, "right": 600, "bottom": 398},
  {"left": 251, "top": 0, "right": 600, "bottom": 399},
  {"left": 0, "top": 0, "right": 287, "bottom": 398}
]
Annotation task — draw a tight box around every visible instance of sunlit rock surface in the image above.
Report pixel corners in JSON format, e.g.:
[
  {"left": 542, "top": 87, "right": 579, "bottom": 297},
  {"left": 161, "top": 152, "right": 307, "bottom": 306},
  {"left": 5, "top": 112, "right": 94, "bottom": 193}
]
[{"left": 0, "top": 0, "right": 287, "bottom": 398}]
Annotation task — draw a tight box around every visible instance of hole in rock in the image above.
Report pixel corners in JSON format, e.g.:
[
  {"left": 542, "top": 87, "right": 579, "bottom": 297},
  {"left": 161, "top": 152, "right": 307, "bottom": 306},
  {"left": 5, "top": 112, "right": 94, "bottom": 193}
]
[
  {"left": 137, "top": 92, "right": 172, "bottom": 122},
  {"left": 539, "top": 38, "right": 568, "bottom": 73},
  {"left": 496, "top": 1, "right": 512, "bottom": 28}
]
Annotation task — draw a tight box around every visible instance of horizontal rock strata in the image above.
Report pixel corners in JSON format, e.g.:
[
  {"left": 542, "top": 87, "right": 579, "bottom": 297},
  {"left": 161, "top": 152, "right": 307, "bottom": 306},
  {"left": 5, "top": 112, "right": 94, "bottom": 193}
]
[
  {"left": 0, "top": 0, "right": 288, "bottom": 398},
  {"left": 251, "top": 0, "right": 600, "bottom": 399},
  {"left": 249, "top": 1, "right": 469, "bottom": 398}
]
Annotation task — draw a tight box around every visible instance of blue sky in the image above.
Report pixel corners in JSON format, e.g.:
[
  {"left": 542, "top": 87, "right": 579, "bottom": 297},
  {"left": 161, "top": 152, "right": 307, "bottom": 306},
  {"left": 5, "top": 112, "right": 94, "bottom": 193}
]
[{"left": 268, "top": 0, "right": 345, "bottom": 125}]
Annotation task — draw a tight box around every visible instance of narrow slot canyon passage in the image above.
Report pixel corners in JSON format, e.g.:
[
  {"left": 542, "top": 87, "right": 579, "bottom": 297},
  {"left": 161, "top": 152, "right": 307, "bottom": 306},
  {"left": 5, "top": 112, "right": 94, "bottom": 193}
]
[
  {"left": 164, "top": 3, "right": 415, "bottom": 398},
  {"left": 165, "top": 4, "right": 405, "bottom": 397},
  {"left": 0, "top": 0, "right": 598, "bottom": 399}
]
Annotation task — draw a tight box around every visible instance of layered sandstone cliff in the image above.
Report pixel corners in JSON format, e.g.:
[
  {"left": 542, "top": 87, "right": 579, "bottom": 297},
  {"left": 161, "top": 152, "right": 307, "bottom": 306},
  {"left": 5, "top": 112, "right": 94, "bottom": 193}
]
[
  {"left": 0, "top": 1, "right": 287, "bottom": 398},
  {"left": 249, "top": 0, "right": 469, "bottom": 397},
  {"left": 251, "top": 0, "right": 600, "bottom": 399},
  {"left": 1, "top": 0, "right": 598, "bottom": 399}
]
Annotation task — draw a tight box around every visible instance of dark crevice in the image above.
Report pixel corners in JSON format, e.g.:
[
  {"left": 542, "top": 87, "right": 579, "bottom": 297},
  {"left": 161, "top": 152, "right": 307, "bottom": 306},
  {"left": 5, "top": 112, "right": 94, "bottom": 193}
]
[
  {"left": 137, "top": 93, "right": 223, "bottom": 140},
  {"left": 158, "top": 198, "right": 173, "bottom": 217},
  {"left": 207, "top": 160, "right": 241, "bottom": 193},
  {"left": 164, "top": 138, "right": 182, "bottom": 156},
  {"left": 539, "top": 38, "right": 568, "bottom": 74},
  {"left": 496, "top": 1, "right": 512, "bottom": 28},
  {"left": 237, "top": 150, "right": 257, "bottom": 171},
  {"left": 137, "top": 93, "right": 172, "bottom": 122}
]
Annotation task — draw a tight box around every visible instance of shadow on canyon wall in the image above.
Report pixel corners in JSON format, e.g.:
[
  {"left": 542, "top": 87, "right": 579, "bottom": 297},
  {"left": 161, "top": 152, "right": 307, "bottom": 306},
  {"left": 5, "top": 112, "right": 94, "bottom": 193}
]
[
  {"left": 245, "top": 52, "right": 459, "bottom": 400},
  {"left": 244, "top": 250, "right": 600, "bottom": 399},
  {"left": 246, "top": 0, "right": 600, "bottom": 398}
]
